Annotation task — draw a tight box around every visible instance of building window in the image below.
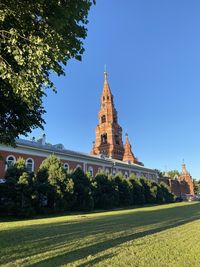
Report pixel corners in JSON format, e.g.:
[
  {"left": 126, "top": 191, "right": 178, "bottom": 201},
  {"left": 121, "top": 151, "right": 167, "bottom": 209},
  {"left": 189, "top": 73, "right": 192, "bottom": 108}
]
[
  {"left": 101, "top": 133, "right": 107, "bottom": 144},
  {"left": 101, "top": 115, "right": 106, "bottom": 123},
  {"left": 6, "top": 155, "right": 16, "bottom": 170},
  {"left": 26, "top": 158, "right": 34, "bottom": 172},
  {"left": 115, "top": 135, "right": 120, "bottom": 145},
  {"left": 125, "top": 172, "right": 128, "bottom": 178},
  {"left": 112, "top": 169, "right": 116, "bottom": 175},
  {"left": 76, "top": 165, "right": 82, "bottom": 170},
  {"left": 98, "top": 167, "right": 103, "bottom": 173},
  {"left": 63, "top": 163, "right": 69, "bottom": 172},
  {"left": 105, "top": 168, "right": 110, "bottom": 174},
  {"left": 107, "top": 96, "right": 109, "bottom": 100},
  {"left": 89, "top": 166, "right": 93, "bottom": 177}
]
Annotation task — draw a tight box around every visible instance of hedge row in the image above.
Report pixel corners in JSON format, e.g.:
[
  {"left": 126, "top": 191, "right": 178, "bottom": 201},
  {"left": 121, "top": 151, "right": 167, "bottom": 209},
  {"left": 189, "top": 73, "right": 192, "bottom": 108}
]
[{"left": 0, "top": 155, "right": 174, "bottom": 217}]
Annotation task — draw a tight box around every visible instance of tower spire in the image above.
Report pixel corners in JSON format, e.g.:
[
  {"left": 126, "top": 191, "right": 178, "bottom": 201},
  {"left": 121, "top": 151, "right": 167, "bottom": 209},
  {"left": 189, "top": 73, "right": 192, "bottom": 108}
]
[
  {"left": 123, "top": 133, "right": 136, "bottom": 163},
  {"left": 91, "top": 71, "right": 124, "bottom": 160},
  {"left": 104, "top": 65, "right": 108, "bottom": 82}
]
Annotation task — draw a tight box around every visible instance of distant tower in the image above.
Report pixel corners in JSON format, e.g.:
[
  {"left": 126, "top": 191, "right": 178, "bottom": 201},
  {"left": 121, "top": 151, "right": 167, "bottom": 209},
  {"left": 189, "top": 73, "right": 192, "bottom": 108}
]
[
  {"left": 123, "top": 133, "right": 143, "bottom": 165},
  {"left": 178, "top": 162, "right": 194, "bottom": 195},
  {"left": 123, "top": 133, "right": 136, "bottom": 163},
  {"left": 91, "top": 70, "right": 124, "bottom": 160}
]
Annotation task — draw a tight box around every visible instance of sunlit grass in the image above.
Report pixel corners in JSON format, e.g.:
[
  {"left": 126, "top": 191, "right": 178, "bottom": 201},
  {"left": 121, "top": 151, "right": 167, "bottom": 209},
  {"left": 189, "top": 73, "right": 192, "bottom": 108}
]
[{"left": 1, "top": 202, "right": 200, "bottom": 266}]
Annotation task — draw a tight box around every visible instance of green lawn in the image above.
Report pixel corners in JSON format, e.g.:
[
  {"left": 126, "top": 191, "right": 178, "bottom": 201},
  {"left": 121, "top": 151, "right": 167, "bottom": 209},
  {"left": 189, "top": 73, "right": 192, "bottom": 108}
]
[{"left": 1, "top": 202, "right": 200, "bottom": 267}]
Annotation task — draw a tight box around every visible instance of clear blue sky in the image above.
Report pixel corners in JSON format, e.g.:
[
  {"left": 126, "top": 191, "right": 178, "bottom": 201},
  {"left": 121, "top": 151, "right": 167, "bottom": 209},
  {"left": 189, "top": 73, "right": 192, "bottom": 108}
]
[{"left": 29, "top": 0, "right": 200, "bottom": 178}]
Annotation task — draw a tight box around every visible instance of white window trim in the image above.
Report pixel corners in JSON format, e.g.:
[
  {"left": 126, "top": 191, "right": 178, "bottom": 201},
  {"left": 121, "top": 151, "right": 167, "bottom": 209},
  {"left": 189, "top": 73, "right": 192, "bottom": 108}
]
[
  {"left": 88, "top": 166, "right": 93, "bottom": 177},
  {"left": 105, "top": 168, "right": 110, "bottom": 174},
  {"left": 76, "top": 164, "right": 82, "bottom": 169},
  {"left": 26, "top": 158, "right": 34, "bottom": 172},
  {"left": 5, "top": 155, "right": 16, "bottom": 171},
  {"left": 63, "top": 162, "right": 69, "bottom": 172}
]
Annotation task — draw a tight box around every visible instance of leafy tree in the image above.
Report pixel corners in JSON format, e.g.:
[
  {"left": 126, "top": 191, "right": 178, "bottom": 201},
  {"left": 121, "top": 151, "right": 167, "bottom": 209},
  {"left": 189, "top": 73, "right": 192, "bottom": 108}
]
[
  {"left": 166, "top": 170, "right": 180, "bottom": 179},
  {"left": 153, "top": 183, "right": 164, "bottom": 204},
  {"left": 4, "top": 157, "right": 27, "bottom": 203},
  {"left": 193, "top": 179, "right": 200, "bottom": 194},
  {"left": 17, "top": 172, "right": 33, "bottom": 208},
  {"left": 140, "top": 177, "right": 157, "bottom": 204},
  {"left": 113, "top": 173, "right": 132, "bottom": 207},
  {"left": 128, "top": 175, "right": 145, "bottom": 205},
  {"left": 3, "top": 158, "right": 35, "bottom": 215},
  {"left": 36, "top": 155, "right": 73, "bottom": 210},
  {"left": 159, "top": 182, "right": 175, "bottom": 203},
  {"left": 0, "top": 0, "right": 95, "bottom": 145},
  {"left": 93, "top": 172, "right": 118, "bottom": 209},
  {"left": 71, "top": 167, "right": 94, "bottom": 211}
]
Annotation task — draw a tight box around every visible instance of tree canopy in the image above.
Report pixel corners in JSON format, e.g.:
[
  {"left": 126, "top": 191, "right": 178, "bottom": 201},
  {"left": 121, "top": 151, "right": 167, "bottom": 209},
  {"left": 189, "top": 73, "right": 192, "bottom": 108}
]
[{"left": 0, "top": 0, "right": 94, "bottom": 145}]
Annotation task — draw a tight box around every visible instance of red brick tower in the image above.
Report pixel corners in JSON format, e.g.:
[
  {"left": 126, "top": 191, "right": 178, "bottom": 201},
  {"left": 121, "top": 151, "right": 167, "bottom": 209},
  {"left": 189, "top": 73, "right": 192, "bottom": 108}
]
[
  {"left": 91, "top": 71, "right": 124, "bottom": 160},
  {"left": 123, "top": 133, "right": 143, "bottom": 165},
  {"left": 179, "top": 163, "right": 194, "bottom": 195},
  {"left": 123, "top": 133, "right": 136, "bottom": 163}
]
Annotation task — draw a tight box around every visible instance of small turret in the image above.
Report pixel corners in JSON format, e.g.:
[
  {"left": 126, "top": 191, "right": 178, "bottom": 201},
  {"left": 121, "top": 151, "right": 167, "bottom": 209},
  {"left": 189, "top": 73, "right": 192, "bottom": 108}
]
[{"left": 123, "top": 133, "right": 136, "bottom": 163}]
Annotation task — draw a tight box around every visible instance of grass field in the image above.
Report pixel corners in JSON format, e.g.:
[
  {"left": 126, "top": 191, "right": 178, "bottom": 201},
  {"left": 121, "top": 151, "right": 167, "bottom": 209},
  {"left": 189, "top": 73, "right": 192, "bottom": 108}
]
[{"left": 1, "top": 202, "right": 200, "bottom": 267}]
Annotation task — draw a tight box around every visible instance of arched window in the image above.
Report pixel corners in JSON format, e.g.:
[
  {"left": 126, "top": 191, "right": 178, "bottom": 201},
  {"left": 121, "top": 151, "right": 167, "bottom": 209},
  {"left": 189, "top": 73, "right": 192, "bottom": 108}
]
[
  {"left": 63, "top": 163, "right": 69, "bottom": 172},
  {"left": 101, "top": 133, "right": 107, "bottom": 144},
  {"left": 26, "top": 158, "right": 34, "bottom": 172},
  {"left": 115, "top": 135, "right": 119, "bottom": 145},
  {"left": 76, "top": 164, "right": 82, "bottom": 170},
  {"left": 105, "top": 168, "right": 110, "bottom": 174},
  {"left": 89, "top": 166, "right": 93, "bottom": 177},
  {"left": 112, "top": 169, "right": 116, "bottom": 175},
  {"left": 101, "top": 115, "right": 106, "bottom": 123},
  {"left": 6, "top": 155, "right": 16, "bottom": 169},
  {"left": 98, "top": 167, "right": 103, "bottom": 173}
]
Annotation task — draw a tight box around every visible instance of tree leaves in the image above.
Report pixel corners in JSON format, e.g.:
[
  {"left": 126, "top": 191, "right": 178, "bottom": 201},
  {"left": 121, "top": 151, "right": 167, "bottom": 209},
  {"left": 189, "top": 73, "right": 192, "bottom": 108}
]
[{"left": 0, "top": 0, "right": 94, "bottom": 145}]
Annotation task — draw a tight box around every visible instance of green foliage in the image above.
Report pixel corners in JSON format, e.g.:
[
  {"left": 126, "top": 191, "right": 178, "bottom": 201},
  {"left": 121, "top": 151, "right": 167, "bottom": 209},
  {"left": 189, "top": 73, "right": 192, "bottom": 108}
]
[
  {"left": 166, "top": 170, "right": 180, "bottom": 179},
  {"left": 1, "top": 155, "right": 175, "bottom": 217},
  {"left": 128, "top": 175, "right": 145, "bottom": 205},
  {"left": 0, "top": 0, "right": 94, "bottom": 145},
  {"left": 71, "top": 167, "right": 94, "bottom": 211},
  {"left": 193, "top": 179, "right": 200, "bottom": 194},
  {"left": 36, "top": 155, "right": 74, "bottom": 210},
  {"left": 140, "top": 177, "right": 157, "bottom": 203},
  {"left": 2, "top": 157, "right": 35, "bottom": 216},
  {"left": 113, "top": 173, "right": 132, "bottom": 206},
  {"left": 93, "top": 172, "right": 118, "bottom": 209},
  {"left": 159, "top": 182, "right": 175, "bottom": 203}
]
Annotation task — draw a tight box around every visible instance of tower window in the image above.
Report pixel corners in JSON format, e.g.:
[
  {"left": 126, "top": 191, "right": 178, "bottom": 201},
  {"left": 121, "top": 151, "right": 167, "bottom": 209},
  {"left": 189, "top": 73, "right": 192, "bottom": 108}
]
[
  {"left": 107, "top": 96, "right": 109, "bottom": 100},
  {"left": 101, "top": 115, "right": 106, "bottom": 123},
  {"left": 101, "top": 133, "right": 107, "bottom": 144},
  {"left": 115, "top": 135, "right": 120, "bottom": 145},
  {"left": 103, "top": 96, "right": 105, "bottom": 101}
]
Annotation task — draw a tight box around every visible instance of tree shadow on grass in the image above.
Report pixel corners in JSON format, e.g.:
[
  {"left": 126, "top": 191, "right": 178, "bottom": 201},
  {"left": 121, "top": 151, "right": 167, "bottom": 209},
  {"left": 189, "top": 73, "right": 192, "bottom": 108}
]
[{"left": 1, "top": 203, "right": 200, "bottom": 266}]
